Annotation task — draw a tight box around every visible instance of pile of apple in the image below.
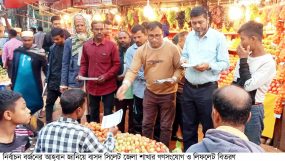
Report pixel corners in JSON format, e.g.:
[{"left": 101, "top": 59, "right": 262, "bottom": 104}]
[
  {"left": 114, "top": 133, "right": 169, "bottom": 153},
  {"left": 267, "top": 79, "right": 280, "bottom": 95},
  {"left": 218, "top": 54, "right": 239, "bottom": 87},
  {"left": 83, "top": 122, "right": 109, "bottom": 143},
  {"left": 274, "top": 63, "right": 285, "bottom": 115}
]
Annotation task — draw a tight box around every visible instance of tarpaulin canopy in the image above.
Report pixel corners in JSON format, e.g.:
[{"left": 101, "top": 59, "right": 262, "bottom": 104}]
[{"left": 4, "top": 0, "right": 38, "bottom": 9}]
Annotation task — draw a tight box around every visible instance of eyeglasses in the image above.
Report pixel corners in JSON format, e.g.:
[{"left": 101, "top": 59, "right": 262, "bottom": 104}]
[{"left": 148, "top": 34, "right": 162, "bottom": 39}]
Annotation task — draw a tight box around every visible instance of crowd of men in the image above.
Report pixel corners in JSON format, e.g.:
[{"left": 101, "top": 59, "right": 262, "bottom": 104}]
[{"left": 0, "top": 6, "right": 276, "bottom": 153}]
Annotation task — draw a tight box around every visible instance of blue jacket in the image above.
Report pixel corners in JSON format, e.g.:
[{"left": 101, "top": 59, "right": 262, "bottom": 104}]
[{"left": 61, "top": 38, "right": 83, "bottom": 88}]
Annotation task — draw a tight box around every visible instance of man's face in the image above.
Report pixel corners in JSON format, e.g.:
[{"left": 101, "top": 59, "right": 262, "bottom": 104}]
[
  {"left": 22, "top": 37, "right": 34, "bottom": 49},
  {"left": 92, "top": 23, "right": 104, "bottom": 41},
  {"left": 147, "top": 27, "right": 163, "bottom": 48},
  {"left": 52, "top": 35, "right": 65, "bottom": 46},
  {"left": 118, "top": 32, "right": 131, "bottom": 48},
  {"left": 10, "top": 98, "right": 31, "bottom": 125},
  {"left": 104, "top": 24, "right": 112, "bottom": 37},
  {"left": 52, "top": 20, "right": 61, "bottom": 28},
  {"left": 190, "top": 15, "right": 209, "bottom": 37},
  {"left": 178, "top": 34, "right": 187, "bottom": 49},
  {"left": 133, "top": 30, "right": 148, "bottom": 47},
  {"left": 239, "top": 32, "right": 254, "bottom": 51},
  {"left": 74, "top": 18, "right": 87, "bottom": 34}
]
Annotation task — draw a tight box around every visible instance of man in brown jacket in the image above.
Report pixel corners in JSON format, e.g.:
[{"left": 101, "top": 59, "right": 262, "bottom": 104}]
[{"left": 117, "top": 21, "right": 182, "bottom": 147}]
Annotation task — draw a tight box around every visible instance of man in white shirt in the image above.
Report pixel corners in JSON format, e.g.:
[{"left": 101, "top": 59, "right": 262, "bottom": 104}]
[{"left": 233, "top": 21, "right": 276, "bottom": 145}]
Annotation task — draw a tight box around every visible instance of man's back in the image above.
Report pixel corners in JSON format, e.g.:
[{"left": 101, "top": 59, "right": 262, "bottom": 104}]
[
  {"left": 35, "top": 117, "right": 114, "bottom": 153},
  {"left": 187, "top": 127, "right": 264, "bottom": 152}
]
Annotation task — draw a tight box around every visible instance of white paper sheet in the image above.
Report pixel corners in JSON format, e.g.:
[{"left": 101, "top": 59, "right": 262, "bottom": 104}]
[
  {"left": 78, "top": 76, "right": 99, "bottom": 81},
  {"left": 154, "top": 78, "right": 174, "bottom": 84},
  {"left": 101, "top": 109, "right": 123, "bottom": 129},
  {"left": 181, "top": 63, "right": 198, "bottom": 68}
]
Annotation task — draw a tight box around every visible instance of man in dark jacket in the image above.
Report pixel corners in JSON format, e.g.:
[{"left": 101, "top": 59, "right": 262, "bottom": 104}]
[
  {"left": 45, "top": 28, "right": 65, "bottom": 123},
  {"left": 42, "top": 16, "right": 70, "bottom": 53},
  {"left": 187, "top": 85, "right": 264, "bottom": 152},
  {"left": 114, "top": 31, "right": 133, "bottom": 133},
  {"left": 12, "top": 31, "right": 47, "bottom": 114}
]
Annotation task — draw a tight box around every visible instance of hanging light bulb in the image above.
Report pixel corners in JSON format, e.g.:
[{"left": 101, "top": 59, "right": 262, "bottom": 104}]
[
  {"left": 143, "top": 0, "right": 156, "bottom": 20},
  {"left": 228, "top": 5, "right": 242, "bottom": 21},
  {"left": 115, "top": 15, "right": 122, "bottom": 23}
]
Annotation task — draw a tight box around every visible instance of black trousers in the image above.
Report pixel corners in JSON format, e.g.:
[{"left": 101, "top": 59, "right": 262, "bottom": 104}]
[
  {"left": 172, "top": 92, "right": 183, "bottom": 137},
  {"left": 182, "top": 81, "right": 217, "bottom": 151},
  {"left": 133, "top": 95, "right": 143, "bottom": 134},
  {"left": 89, "top": 92, "right": 114, "bottom": 123},
  {"left": 114, "top": 98, "right": 134, "bottom": 133},
  {"left": 45, "top": 89, "right": 61, "bottom": 123}
]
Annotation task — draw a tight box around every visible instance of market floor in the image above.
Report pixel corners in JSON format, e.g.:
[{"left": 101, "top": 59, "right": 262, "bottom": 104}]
[{"left": 37, "top": 98, "right": 282, "bottom": 152}]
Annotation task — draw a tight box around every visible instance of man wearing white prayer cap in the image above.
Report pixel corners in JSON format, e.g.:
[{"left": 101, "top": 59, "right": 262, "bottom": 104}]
[{"left": 11, "top": 30, "right": 47, "bottom": 114}]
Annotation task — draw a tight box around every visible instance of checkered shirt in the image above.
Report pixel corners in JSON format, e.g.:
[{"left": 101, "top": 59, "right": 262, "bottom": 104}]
[{"left": 34, "top": 117, "right": 115, "bottom": 153}]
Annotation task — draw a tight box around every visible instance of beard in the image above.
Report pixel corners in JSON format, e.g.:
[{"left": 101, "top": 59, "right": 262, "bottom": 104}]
[{"left": 77, "top": 33, "right": 87, "bottom": 41}]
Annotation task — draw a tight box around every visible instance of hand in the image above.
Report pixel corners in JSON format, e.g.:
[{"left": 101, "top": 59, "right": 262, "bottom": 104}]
[
  {"left": 194, "top": 63, "right": 210, "bottom": 72},
  {"left": 237, "top": 45, "right": 251, "bottom": 58},
  {"left": 117, "top": 75, "right": 124, "bottom": 81},
  {"left": 116, "top": 84, "right": 128, "bottom": 100},
  {"left": 76, "top": 75, "right": 80, "bottom": 81},
  {"left": 60, "top": 86, "right": 68, "bottom": 93},
  {"left": 98, "top": 75, "right": 106, "bottom": 83},
  {"left": 180, "top": 58, "right": 188, "bottom": 65},
  {"left": 108, "top": 126, "right": 119, "bottom": 136}
]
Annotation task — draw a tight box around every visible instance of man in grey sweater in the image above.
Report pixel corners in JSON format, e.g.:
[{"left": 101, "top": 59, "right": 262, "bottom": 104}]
[{"left": 187, "top": 85, "right": 264, "bottom": 152}]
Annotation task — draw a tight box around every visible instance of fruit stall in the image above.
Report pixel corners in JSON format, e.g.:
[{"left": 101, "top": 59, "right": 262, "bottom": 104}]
[{"left": 2, "top": 0, "right": 285, "bottom": 152}]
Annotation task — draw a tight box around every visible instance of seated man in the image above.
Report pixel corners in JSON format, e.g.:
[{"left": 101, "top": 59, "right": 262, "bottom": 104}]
[
  {"left": 187, "top": 85, "right": 264, "bottom": 152},
  {"left": 35, "top": 89, "right": 118, "bottom": 153},
  {"left": 0, "top": 90, "right": 32, "bottom": 152}
]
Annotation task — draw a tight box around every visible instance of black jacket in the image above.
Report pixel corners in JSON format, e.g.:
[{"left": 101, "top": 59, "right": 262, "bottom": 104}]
[
  {"left": 46, "top": 44, "right": 64, "bottom": 90},
  {"left": 12, "top": 46, "right": 47, "bottom": 93}
]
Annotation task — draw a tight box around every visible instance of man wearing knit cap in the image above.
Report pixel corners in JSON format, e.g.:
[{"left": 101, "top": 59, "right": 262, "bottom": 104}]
[
  {"left": 60, "top": 14, "right": 91, "bottom": 93},
  {"left": 11, "top": 31, "right": 47, "bottom": 114}
]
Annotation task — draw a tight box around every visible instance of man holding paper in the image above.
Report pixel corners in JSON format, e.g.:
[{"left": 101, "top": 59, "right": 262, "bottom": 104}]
[
  {"left": 180, "top": 6, "right": 229, "bottom": 151},
  {"left": 80, "top": 21, "right": 120, "bottom": 123},
  {"left": 35, "top": 89, "right": 118, "bottom": 153},
  {"left": 117, "top": 21, "right": 182, "bottom": 147}
]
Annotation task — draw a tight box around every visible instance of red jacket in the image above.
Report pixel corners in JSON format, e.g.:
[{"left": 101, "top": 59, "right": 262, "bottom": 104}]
[{"left": 80, "top": 39, "right": 120, "bottom": 96}]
